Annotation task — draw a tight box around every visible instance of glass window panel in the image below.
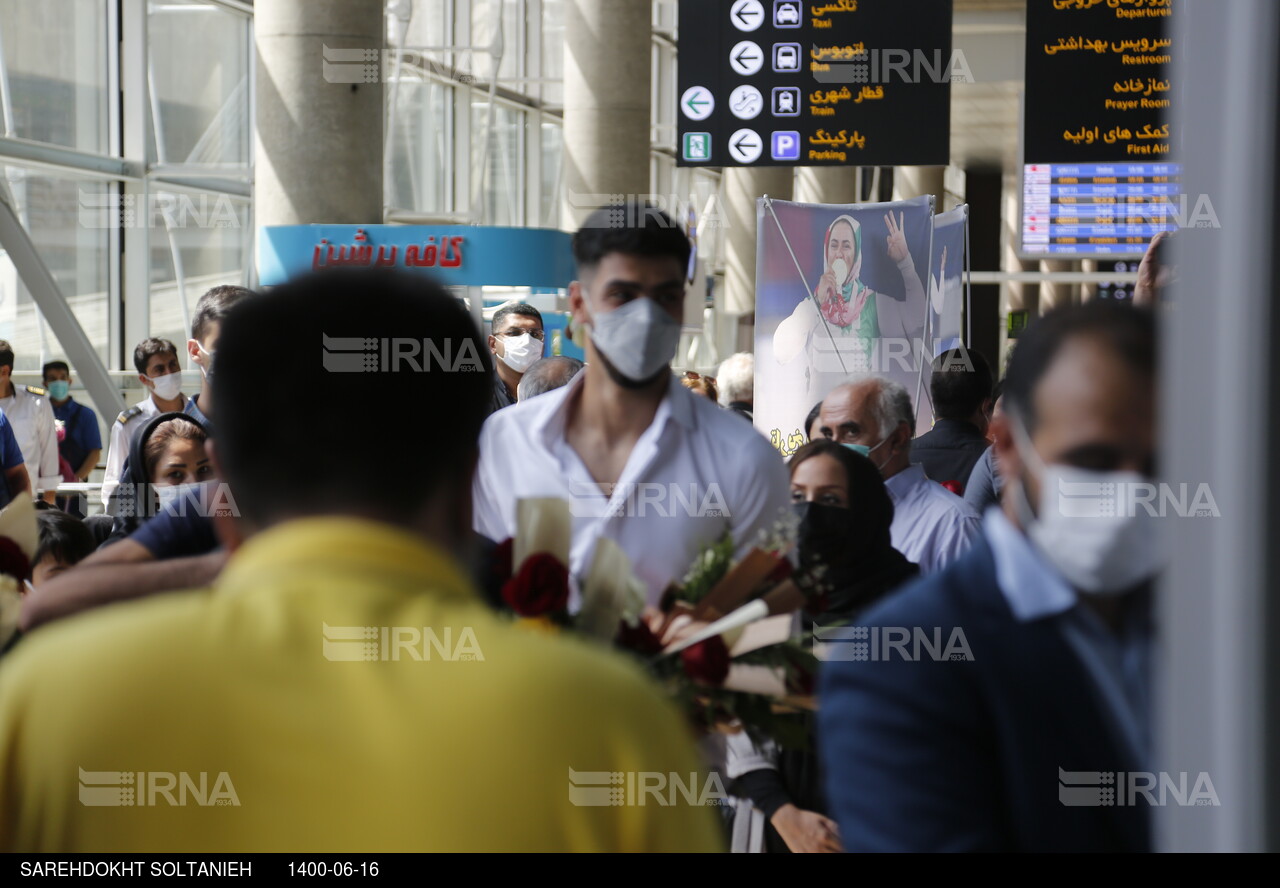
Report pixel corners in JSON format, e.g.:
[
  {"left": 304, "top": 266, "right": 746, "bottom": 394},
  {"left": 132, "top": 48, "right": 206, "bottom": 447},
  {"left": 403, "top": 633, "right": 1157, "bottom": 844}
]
[
  {"left": 0, "top": 0, "right": 109, "bottom": 153},
  {"left": 540, "top": 119, "right": 561, "bottom": 229},
  {"left": 148, "top": 0, "right": 251, "bottom": 166},
  {"left": 540, "top": 0, "right": 563, "bottom": 107},
  {"left": 472, "top": 0, "right": 522, "bottom": 84},
  {"left": 0, "top": 167, "right": 110, "bottom": 370},
  {"left": 472, "top": 102, "right": 524, "bottom": 226},
  {"left": 387, "top": 76, "right": 451, "bottom": 213},
  {"left": 147, "top": 188, "right": 249, "bottom": 350}
]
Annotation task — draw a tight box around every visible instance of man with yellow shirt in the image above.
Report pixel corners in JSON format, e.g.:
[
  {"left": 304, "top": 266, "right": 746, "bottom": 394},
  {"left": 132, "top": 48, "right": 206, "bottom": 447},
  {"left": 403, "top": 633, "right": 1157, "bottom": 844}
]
[{"left": 0, "top": 269, "right": 724, "bottom": 853}]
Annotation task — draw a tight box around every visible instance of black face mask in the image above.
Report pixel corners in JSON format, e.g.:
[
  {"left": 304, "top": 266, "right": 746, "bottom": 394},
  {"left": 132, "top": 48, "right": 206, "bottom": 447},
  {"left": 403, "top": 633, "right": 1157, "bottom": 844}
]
[
  {"left": 792, "top": 501, "right": 867, "bottom": 587},
  {"left": 792, "top": 500, "right": 912, "bottom": 617}
]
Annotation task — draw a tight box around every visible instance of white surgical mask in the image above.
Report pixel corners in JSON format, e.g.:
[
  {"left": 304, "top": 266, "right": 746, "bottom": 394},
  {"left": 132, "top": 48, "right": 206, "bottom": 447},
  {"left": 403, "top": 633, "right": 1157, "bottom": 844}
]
[
  {"left": 497, "top": 332, "right": 543, "bottom": 373},
  {"left": 149, "top": 372, "right": 183, "bottom": 401},
  {"left": 1010, "top": 412, "right": 1163, "bottom": 596},
  {"left": 585, "top": 296, "right": 681, "bottom": 383},
  {"left": 156, "top": 481, "right": 203, "bottom": 512}
]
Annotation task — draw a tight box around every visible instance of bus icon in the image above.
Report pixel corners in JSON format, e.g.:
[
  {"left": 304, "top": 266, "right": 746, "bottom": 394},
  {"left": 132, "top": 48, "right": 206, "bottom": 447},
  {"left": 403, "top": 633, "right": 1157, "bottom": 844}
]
[{"left": 773, "top": 43, "right": 801, "bottom": 72}]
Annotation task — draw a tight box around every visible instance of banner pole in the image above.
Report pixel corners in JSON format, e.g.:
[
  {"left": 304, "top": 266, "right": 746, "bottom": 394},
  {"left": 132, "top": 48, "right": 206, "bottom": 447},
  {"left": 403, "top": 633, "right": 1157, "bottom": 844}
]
[
  {"left": 964, "top": 205, "right": 973, "bottom": 349},
  {"left": 913, "top": 196, "right": 937, "bottom": 428}
]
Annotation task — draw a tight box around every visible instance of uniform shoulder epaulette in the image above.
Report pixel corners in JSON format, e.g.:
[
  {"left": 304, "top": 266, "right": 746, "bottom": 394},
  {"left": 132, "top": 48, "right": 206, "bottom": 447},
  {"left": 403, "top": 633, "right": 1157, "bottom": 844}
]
[
  {"left": 116, "top": 405, "right": 143, "bottom": 425},
  {"left": 24, "top": 385, "right": 45, "bottom": 397}
]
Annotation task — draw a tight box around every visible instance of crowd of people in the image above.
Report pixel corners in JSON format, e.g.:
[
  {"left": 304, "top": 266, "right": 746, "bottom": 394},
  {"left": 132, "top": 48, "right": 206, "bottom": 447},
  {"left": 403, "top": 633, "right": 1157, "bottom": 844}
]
[{"left": 0, "top": 201, "right": 1162, "bottom": 853}]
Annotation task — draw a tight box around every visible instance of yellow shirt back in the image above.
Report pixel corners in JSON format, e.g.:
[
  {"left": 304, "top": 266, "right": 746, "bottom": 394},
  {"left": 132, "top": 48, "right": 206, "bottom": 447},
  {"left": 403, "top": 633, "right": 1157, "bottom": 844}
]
[{"left": 0, "top": 519, "right": 725, "bottom": 852}]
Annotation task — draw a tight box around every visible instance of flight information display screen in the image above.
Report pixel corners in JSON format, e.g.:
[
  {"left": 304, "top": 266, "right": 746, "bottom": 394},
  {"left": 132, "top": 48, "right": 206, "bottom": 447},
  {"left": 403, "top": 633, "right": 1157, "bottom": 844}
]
[
  {"left": 1022, "top": 161, "right": 1181, "bottom": 255},
  {"left": 1021, "top": 0, "right": 1176, "bottom": 256}
]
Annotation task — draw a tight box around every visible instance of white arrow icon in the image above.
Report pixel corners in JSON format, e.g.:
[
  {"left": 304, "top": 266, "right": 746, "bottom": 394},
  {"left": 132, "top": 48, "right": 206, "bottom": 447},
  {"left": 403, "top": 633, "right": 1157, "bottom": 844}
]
[
  {"left": 728, "top": 128, "right": 763, "bottom": 164},
  {"left": 680, "top": 86, "right": 714, "bottom": 121},
  {"left": 729, "top": 40, "right": 763, "bottom": 76},
  {"left": 730, "top": 0, "right": 764, "bottom": 33}
]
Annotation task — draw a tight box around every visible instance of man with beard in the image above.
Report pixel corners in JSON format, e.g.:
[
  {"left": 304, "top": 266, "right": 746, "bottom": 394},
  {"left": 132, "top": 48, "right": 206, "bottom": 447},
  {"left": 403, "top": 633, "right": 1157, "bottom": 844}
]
[{"left": 472, "top": 202, "right": 790, "bottom": 608}]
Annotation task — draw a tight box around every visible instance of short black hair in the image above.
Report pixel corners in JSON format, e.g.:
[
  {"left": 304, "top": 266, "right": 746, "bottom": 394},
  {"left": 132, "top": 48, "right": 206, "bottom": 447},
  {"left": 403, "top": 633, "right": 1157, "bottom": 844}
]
[
  {"left": 805, "top": 401, "right": 824, "bottom": 440},
  {"left": 491, "top": 303, "right": 543, "bottom": 336},
  {"left": 572, "top": 203, "right": 692, "bottom": 274},
  {"left": 42, "top": 361, "right": 70, "bottom": 379},
  {"left": 215, "top": 269, "right": 490, "bottom": 526},
  {"left": 1004, "top": 301, "right": 1156, "bottom": 433},
  {"left": 0, "top": 340, "right": 13, "bottom": 371},
  {"left": 192, "top": 285, "right": 255, "bottom": 343},
  {"left": 34, "top": 510, "right": 96, "bottom": 570},
  {"left": 930, "top": 347, "right": 993, "bottom": 421},
  {"left": 133, "top": 338, "right": 179, "bottom": 375}
]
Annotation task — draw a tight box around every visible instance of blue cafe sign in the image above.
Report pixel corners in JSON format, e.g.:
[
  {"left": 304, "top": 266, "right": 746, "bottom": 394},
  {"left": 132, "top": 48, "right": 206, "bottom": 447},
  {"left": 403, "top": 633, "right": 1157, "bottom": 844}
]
[{"left": 258, "top": 225, "right": 575, "bottom": 288}]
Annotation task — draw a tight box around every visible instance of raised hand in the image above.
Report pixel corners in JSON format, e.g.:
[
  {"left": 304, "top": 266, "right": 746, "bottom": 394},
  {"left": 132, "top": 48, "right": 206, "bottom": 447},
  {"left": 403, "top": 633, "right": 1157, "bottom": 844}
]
[{"left": 885, "top": 211, "right": 910, "bottom": 263}]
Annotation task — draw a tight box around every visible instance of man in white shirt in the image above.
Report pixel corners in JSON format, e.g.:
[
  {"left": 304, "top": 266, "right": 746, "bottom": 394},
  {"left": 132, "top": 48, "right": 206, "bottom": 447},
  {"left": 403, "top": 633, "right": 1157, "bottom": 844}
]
[
  {"left": 473, "top": 203, "right": 791, "bottom": 606},
  {"left": 0, "top": 340, "right": 60, "bottom": 503},
  {"left": 817, "top": 375, "right": 980, "bottom": 573},
  {"left": 101, "top": 338, "right": 186, "bottom": 507}
]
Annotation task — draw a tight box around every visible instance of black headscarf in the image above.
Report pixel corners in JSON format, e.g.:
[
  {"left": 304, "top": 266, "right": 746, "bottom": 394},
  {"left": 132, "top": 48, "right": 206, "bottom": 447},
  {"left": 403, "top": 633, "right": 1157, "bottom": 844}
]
[
  {"left": 788, "top": 439, "right": 919, "bottom": 622},
  {"left": 103, "top": 412, "right": 209, "bottom": 546}
]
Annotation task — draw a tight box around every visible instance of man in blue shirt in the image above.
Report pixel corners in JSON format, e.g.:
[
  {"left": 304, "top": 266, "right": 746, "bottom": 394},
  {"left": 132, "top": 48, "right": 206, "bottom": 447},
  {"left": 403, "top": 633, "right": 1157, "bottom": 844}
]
[
  {"left": 43, "top": 361, "right": 102, "bottom": 517},
  {"left": 41, "top": 362, "right": 101, "bottom": 484},
  {"left": 0, "top": 412, "right": 30, "bottom": 510},
  {"left": 820, "top": 301, "right": 1160, "bottom": 852}
]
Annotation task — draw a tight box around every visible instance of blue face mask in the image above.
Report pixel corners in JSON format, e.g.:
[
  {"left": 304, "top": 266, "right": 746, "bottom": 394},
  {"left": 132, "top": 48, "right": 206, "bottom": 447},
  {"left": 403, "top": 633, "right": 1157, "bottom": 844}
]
[
  {"left": 47, "top": 380, "right": 71, "bottom": 400},
  {"left": 842, "top": 437, "right": 889, "bottom": 463}
]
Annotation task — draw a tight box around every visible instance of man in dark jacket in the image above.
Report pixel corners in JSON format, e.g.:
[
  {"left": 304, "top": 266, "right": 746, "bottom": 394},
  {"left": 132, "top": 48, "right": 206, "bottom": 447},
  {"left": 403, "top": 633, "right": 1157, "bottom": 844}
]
[
  {"left": 910, "top": 347, "right": 993, "bottom": 492},
  {"left": 821, "top": 302, "right": 1162, "bottom": 852}
]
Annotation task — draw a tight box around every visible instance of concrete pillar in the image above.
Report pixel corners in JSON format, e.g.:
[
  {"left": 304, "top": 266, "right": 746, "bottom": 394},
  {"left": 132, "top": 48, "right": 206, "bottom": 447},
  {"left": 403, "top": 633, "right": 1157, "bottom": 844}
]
[
  {"left": 1037, "top": 259, "right": 1079, "bottom": 312},
  {"left": 255, "top": 0, "right": 384, "bottom": 228},
  {"left": 891, "top": 165, "right": 946, "bottom": 208},
  {"left": 561, "top": 0, "right": 651, "bottom": 229},
  {"left": 721, "top": 167, "right": 793, "bottom": 318},
  {"left": 793, "top": 166, "right": 860, "bottom": 205}
]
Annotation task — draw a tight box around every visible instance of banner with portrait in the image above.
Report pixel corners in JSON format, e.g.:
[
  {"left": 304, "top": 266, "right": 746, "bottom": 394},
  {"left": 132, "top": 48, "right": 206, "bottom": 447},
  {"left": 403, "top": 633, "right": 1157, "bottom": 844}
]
[
  {"left": 914, "top": 204, "right": 969, "bottom": 419},
  {"left": 754, "top": 195, "right": 937, "bottom": 459}
]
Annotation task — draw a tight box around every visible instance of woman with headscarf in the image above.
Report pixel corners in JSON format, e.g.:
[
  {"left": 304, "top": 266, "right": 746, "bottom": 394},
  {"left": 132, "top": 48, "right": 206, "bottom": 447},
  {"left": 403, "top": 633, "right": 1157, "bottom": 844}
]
[
  {"left": 725, "top": 438, "right": 918, "bottom": 853},
  {"left": 789, "top": 438, "right": 918, "bottom": 621},
  {"left": 772, "top": 211, "right": 931, "bottom": 411},
  {"left": 101, "top": 412, "right": 212, "bottom": 547}
]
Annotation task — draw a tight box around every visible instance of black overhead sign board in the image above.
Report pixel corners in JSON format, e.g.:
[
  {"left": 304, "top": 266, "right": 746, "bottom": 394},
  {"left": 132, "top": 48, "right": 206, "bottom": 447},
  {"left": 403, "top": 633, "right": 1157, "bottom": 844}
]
[{"left": 676, "top": 0, "right": 953, "bottom": 168}]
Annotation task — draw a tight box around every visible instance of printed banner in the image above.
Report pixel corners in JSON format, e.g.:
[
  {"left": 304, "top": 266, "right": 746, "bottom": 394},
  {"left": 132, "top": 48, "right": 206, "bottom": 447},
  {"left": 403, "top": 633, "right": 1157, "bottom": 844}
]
[{"left": 754, "top": 195, "right": 936, "bottom": 458}]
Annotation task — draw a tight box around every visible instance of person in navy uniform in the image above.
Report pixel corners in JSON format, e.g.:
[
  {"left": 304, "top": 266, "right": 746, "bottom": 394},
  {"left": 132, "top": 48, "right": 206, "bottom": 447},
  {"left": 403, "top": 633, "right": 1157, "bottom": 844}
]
[
  {"left": 0, "top": 412, "right": 31, "bottom": 511},
  {"left": 42, "top": 362, "right": 102, "bottom": 516},
  {"left": 0, "top": 341, "right": 60, "bottom": 504}
]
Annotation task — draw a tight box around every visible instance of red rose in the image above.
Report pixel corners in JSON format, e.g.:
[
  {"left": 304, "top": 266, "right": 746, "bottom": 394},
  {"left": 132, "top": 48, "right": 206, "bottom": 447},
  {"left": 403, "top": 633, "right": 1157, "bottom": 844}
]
[
  {"left": 492, "top": 538, "right": 514, "bottom": 584},
  {"left": 0, "top": 537, "right": 31, "bottom": 582},
  {"left": 680, "top": 635, "right": 731, "bottom": 686},
  {"left": 501, "top": 552, "right": 570, "bottom": 617},
  {"left": 940, "top": 480, "right": 964, "bottom": 496},
  {"left": 615, "top": 619, "right": 664, "bottom": 656}
]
